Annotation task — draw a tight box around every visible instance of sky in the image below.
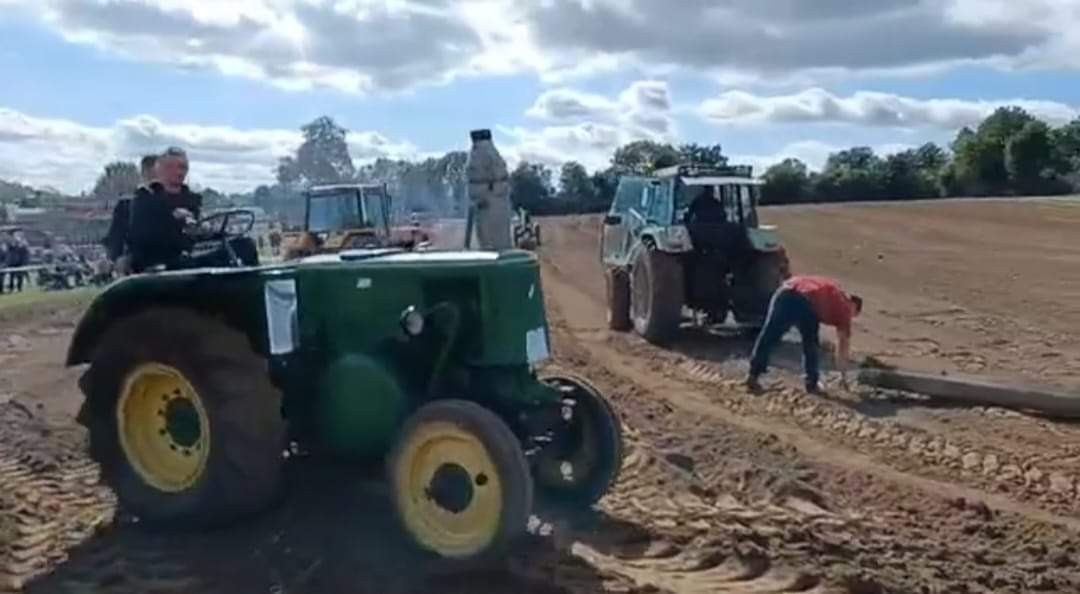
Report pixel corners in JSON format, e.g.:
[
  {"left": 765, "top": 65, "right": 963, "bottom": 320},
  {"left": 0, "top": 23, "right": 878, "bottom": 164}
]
[{"left": 0, "top": 0, "right": 1079, "bottom": 194}]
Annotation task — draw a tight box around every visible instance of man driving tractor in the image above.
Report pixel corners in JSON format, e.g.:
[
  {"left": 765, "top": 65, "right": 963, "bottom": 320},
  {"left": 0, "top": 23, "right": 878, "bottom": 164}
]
[{"left": 128, "top": 147, "right": 258, "bottom": 273}]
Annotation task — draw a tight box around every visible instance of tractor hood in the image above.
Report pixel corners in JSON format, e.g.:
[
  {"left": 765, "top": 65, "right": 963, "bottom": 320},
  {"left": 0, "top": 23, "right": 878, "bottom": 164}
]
[
  {"left": 288, "top": 248, "right": 549, "bottom": 367},
  {"left": 66, "top": 249, "right": 550, "bottom": 369}
]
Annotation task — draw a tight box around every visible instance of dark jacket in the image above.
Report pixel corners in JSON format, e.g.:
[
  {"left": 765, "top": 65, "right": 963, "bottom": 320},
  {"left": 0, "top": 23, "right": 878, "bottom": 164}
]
[
  {"left": 103, "top": 196, "right": 133, "bottom": 261},
  {"left": 128, "top": 182, "right": 202, "bottom": 271},
  {"left": 686, "top": 194, "right": 727, "bottom": 225}
]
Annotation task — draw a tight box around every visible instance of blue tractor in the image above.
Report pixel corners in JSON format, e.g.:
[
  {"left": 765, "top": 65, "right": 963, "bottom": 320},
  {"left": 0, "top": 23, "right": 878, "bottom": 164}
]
[{"left": 600, "top": 164, "right": 790, "bottom": 344}]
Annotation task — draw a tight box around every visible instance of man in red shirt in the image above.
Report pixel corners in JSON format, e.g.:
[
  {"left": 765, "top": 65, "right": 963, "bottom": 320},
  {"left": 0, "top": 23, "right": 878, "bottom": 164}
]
[{"left": 747, "top": 275, "right": 863, "bottom": 394}]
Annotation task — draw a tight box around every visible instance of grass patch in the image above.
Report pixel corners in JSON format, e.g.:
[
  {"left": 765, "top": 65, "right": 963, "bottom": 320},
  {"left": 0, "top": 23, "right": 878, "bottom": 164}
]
[{"left": 0, "top": 288, "right": 99, "bottom": 325}]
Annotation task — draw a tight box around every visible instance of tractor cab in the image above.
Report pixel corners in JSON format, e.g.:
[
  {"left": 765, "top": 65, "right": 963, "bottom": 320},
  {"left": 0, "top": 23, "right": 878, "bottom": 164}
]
[
  {"left": 601, "top": 164, "right": 790, "bottom": 343},
  {"left": 284, "top": 184, "right": 393, "bottom": 259}
]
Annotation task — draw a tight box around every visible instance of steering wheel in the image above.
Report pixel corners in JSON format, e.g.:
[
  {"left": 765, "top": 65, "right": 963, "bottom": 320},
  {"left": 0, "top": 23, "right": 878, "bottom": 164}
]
[{"left": 187, "top": 210, "right": 255, "bottom": 266}]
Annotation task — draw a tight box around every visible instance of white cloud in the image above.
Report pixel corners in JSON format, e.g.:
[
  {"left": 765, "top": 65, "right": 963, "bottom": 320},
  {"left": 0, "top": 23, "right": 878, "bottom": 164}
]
[
  {"left": 499, "top": 122, "right": 625, "bottom": 172},
  {"left": 13, "top": 0, "right": 509, "bottom": 94},
  {"left": 522, "top": 0, "right": 1080, "bottom": 82},
  {"left": 7, "top": 0, "right": 1080, "bottom": 93},
  {"left": 0, "top": 108, "right": 415, "bottom": 193},
  {"left": 508, "top": 80, "right": 676, "bottom": 170},
  {"left": 700, "top": 88, "right": 1079, "bottom": 129}
]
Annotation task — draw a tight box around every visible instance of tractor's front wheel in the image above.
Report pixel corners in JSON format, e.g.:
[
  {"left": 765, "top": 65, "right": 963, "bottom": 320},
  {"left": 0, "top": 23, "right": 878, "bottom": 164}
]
[
  {"left": 606, "top": 268, "right": 632, "bottom": 331},
  {"left": 534, "top": 375, "right": 623, "bottom": 507},
  {"left": 388, "top": 400, "right": 532, "bottom": 562},
  {"left": 79, "top": 308, "right": 285, "bottom": 528}
]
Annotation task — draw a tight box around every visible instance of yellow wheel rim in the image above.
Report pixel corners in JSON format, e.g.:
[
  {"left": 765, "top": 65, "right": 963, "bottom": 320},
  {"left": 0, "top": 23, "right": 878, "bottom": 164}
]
[
  {"left": 395, "top": 422, "right": 503, "bottom": 558},
  {"left": 116, "top": 363, "right": 210, "bottom": 493}
]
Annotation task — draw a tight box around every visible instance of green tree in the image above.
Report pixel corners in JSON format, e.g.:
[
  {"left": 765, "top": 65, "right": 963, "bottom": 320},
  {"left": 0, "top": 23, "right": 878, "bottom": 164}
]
[
  {"left": 92, "top": 161, "right": 141, "bottom": 199},
  {"left": 277, "top": 116, "right": 355, "bottom": 186},
  {"left": 678, "top": 143, "right": 727, "bottom": 168},
  {"left": 761, "top": 158, "right": 811, "bottom": 204},
  {"left": 1052, "top": 118, "right": 1080, "bottom": 174},
  {"left": 883, "top": 149, "right": 939, "bottom": 199},
  {"left": 1006, "top": 120, "right": 1062, "bottom": 194},
  {"left": 509, "top": 161, "right": 554, "bottom": 213},
  {"left": 611, "top": 140, "right": 680, "bottom": 174},
  {"left": 913, "top": 142, "right": 948, "bottom": 173},
  {"left": 950, "top": 107, "right": 1037, "bottom": 195},
  {"left": 815, "top": 147, "right": 887, "bottom": 201},
  {"left": 557, "top": 161, "right": 596, "bottom": 211},
  {"left": 275, "top": 156, "right": 301, "bottom": 186},
  {"left": 591, "top": 168, "right": 618, "bottom": 210}
]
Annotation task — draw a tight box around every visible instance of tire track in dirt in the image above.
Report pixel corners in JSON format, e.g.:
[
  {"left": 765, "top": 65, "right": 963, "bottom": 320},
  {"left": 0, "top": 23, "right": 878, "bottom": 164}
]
[
  {"left": 0, "top": 403, "right": 115, "bottom": 593},
  {"left": 537, "top": 224, "right": 1080, "bottom": 591},
  {"left": 542, "top": 303, "right": 1080, "bottom": 592},
  {"left": 537, "top": 216, "right": 1080, "bottom": 523}
]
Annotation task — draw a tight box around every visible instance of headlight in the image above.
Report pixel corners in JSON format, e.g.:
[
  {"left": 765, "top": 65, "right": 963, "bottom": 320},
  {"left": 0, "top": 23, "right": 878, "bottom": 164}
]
[{"left": 400, "top": 306, "right": 425, "bottom": 336}]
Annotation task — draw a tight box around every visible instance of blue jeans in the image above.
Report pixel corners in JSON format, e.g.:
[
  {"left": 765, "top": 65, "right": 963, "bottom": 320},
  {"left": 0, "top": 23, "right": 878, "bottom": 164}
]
[{"left": 749, "top": 288, "right": 821, "bottom": 387}]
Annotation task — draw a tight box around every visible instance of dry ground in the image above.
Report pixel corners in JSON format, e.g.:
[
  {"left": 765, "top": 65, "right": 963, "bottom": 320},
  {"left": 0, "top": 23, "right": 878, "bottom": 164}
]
[{"left": 2, "top": 198, "right": 1080, "bottom": 594}]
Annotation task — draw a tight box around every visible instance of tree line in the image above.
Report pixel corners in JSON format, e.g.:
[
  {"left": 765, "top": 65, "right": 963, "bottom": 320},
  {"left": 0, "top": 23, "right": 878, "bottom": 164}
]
[
  {"left": 28, "top": 105, "right": 1080, "bottom": 225},
  {"left": 761, "top": 106, "right": 1080, "bottom": 205}
]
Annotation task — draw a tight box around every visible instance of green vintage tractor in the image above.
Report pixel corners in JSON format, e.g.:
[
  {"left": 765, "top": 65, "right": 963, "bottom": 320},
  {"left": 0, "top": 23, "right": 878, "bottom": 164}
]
[
  {"left": 66, "top": 214, "right": 622, "bottom": 562},
  {"left": 601, "top": 164, "right": 790, "bottom": 344}
]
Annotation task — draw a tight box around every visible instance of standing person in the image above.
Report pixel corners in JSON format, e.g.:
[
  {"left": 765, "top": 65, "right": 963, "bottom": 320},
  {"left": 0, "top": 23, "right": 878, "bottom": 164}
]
[
  {"left": 0, "top": 234, "right": 8, "bottom": 295},
  {"left": 139, "top": 154, "right": 157, "bottom": 186},
  {"left": 746, "top": 275, "right": 863, "bottom": 394},
  {"left": 466, "top": 129, "right": 512, "bottom": 250},
  {"left": 103, "top": 154, "right": 157, "bottom": 274},
  {"left": 8, "top": 232, "right": 29, "bottom": 292}
]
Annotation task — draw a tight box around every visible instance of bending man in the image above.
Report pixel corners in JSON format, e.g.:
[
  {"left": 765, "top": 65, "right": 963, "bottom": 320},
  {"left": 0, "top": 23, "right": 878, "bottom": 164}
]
[{"left": 746, "top": 275, "right": 862, "bottom": 394}]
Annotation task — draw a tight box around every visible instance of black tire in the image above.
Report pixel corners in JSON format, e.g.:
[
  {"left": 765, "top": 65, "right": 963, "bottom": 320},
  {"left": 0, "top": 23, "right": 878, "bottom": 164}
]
[
  {"left": 387, "top": 400, "right": 533, "bottom": 562},
  {"left": 534, "top": 375, "right": 623, "bottom": 506},
  {"left": 79, "top": 307, "right": 285, "bottom": 528},
  {"left": 733, "top": 252, "right": 787, "bottom": 328},
  {"left": 630, "top": 244, "right": 684, "bottom": 344},
  {"left": 606, "top": 268, "right": 632, "bottom": 331},
  {"left": 755, "top": 251, "right": 789, "bottom": 294}
]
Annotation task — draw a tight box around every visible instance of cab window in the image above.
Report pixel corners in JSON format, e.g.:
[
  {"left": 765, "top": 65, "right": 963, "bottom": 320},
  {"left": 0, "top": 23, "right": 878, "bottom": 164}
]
[
  {"left": 720, "top": 185, "right": 740, "bottom": 223},
  {"left": 612, "top": 179, "right": 643, "bottom": 214},
  {"left": 645, "top": 182, "right": 671, "bottom": 223},
  {"left": 740, "top": 185, "right": 760, "bottom": 228}
]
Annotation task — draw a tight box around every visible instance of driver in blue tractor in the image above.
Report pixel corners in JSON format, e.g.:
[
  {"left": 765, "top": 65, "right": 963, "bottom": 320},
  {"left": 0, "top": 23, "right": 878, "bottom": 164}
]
[
  {"left": 684, "top": 185, "right": 750, "bottom": 319},
  {"left": 128, "top": 147, "right": 259, "bottom": 273}
]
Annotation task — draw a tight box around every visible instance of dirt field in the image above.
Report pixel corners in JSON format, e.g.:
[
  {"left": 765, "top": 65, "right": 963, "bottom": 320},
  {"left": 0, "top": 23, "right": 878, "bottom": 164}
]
[
  {"left": 762, "top": 198, "right": 1080, "bottom": 390},
  {"left": 3, "top": 198, "right": 1080, "bottom": 593}
]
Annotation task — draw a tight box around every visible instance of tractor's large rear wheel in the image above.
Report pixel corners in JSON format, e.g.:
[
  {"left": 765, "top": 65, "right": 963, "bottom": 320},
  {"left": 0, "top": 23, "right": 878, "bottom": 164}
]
[
  {"left": 534, "top": 375, "right": 623, "bottom": 507},
  {"left": 606, "top": 268, "right": 632, "bottom": 331},
  {"left": 388, "top": 400, "right": 532, "bottom": 562},
  {"left": 630, "top": 245, "right": 684, "bottom": 344},
  {"left": 733, "top": 252, "right": 789, "bottom": 330},
  {"left": 79, "top": 308, "right": 285, "bottom": 528}
]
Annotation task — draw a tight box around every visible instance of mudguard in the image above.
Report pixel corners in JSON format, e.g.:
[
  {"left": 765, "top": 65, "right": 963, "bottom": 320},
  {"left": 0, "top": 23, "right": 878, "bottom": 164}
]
[{"left": 65, "top": 267, "right": 275, "bottom": 366}]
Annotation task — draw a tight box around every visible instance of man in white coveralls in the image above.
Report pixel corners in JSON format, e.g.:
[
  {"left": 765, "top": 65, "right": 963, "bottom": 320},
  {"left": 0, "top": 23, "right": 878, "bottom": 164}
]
[{"left": 466, "top": 129, "right": 513, "bottom": 250}]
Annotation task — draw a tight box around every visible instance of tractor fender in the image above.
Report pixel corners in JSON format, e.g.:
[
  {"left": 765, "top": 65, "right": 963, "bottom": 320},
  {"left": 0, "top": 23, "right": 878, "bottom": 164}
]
[
  {"left": 66, "top": 268, "right": 276, "bottom": 367},
  {"left": 626, "top": 231, "right": 682, "bottom": 269}
]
